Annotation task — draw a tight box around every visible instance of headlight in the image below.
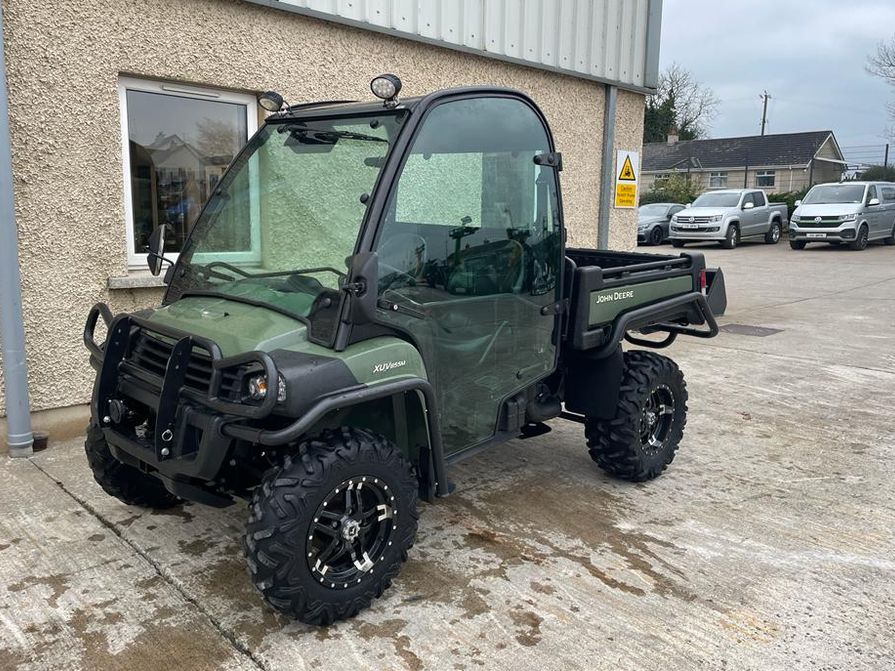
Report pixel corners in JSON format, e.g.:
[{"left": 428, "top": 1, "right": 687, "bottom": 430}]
[
  {"left": 710, "top": 215, "right": 723, "bottom": 222},
  {"left": 791, "top": 216, "right": 800, "bottom": 223},
  {"left": 247, "top": 373, "right": 287, "bottom": 402},
  {"left": 671, "top": 215, "right": 678, "bottom": 223},
  {"left": 842, "top": 213, "right": 857, "bottom": 222}
]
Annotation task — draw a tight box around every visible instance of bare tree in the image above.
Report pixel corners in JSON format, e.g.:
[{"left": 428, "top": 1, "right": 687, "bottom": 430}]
[
  {"left": 657, "top": 63, "right": 720, "bottom": 140},
  {"left": 868, "top": 37, "right": 895, "bottom": 136}
]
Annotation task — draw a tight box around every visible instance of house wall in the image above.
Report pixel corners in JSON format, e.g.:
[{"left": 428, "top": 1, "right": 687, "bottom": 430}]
[
  {"left": 643, "top": 162, "right": 844, "bottom": 197},
  {"left": 0, "top": 0, "right": 645, "bottom": 420}
]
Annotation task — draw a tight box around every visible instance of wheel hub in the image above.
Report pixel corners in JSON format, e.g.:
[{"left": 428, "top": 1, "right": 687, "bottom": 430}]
[
  {"left": 640, "top": 384, "right": 675, "bottom": 451},
  {"left": 340, "top": 517, "right": 361, "bottom": 543}
]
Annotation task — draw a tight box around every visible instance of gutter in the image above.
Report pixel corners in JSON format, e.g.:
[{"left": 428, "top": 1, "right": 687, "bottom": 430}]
[{"left": 0, "top": 3, "right": 33, "bottom": 457}]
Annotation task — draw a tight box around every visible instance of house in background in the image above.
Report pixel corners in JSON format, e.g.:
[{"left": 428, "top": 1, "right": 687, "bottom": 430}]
[{"left": 642, "top": 130, "right": 846, "bottom": 194}]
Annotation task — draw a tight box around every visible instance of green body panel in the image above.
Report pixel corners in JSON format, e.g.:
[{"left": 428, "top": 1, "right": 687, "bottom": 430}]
[
  {"left": 588, "top": 275, "right": 694, "bottom": 326},
  {"left": 147, "top": 296, "right": 427, "bottom": 384}
]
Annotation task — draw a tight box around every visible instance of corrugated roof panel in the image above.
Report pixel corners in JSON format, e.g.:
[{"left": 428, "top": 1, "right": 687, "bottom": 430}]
[{"left": 255, "top": 0, "right": 661, "bottom": 92}]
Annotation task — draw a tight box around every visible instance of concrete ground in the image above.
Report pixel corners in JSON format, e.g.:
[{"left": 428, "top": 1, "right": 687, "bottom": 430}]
[{"left": 2, "top": 240, "right": 894, "bottom": 671}]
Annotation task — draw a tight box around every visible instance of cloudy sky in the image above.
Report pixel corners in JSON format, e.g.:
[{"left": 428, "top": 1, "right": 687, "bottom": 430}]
[{"left": 660, "top": 0, "right": 895, "bottom": 165}]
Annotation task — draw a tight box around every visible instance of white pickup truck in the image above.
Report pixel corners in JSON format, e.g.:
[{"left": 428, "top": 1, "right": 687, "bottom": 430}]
[{"left": 669, "top": 189, "right": 788, "bottom": 249}]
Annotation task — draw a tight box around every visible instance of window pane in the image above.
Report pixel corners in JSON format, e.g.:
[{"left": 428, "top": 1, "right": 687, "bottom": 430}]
[{"left": 126, "top": 89, "right": 248, "bottom": 254}]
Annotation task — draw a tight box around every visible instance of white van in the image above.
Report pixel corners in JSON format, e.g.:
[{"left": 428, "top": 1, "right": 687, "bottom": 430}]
[{"left": 790, "top": 182, "right": 895, "bottom": 250}]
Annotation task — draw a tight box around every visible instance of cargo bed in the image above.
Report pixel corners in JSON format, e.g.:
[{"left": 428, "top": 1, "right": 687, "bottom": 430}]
[{"left": 564, "top": 248, "right": 726, "bottom": 356}]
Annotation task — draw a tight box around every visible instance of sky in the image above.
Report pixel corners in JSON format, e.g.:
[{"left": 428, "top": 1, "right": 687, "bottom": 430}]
[{"left": 660, "top": 0, "right": 895, "bottom": 165}]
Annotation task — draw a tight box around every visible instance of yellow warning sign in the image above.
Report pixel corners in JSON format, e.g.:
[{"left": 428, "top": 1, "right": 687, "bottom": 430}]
[
  {"left": 614, "top": 150, "right": 639, "bottom": 209},
  {"left": 618, "top": 155, "right": 637, "bottom": 181}
]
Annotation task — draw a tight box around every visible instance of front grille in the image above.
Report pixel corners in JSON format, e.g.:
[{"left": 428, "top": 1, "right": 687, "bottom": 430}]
[
  {"left": 676, "top": 216, "right": 713, "bottom": 224},
  {"left": 796, "top": 215, "right": 846, "bottom": 227},
  {"left": 128, "top": 331, "right": 243, "bottom": 399}
]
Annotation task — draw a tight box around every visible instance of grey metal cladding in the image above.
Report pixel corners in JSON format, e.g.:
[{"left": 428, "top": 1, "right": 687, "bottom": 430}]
[{"left": 245, "top": 0, "right": 661, "bottom": 93}]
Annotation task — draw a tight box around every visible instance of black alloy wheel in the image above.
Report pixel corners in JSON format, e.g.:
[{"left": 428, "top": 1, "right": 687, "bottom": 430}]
[
  {"left": 639, "top": 384, "right": 676, "bottom": 452},
  {"left": 649, "top": 226, "right": 664, "bottom": 246}
]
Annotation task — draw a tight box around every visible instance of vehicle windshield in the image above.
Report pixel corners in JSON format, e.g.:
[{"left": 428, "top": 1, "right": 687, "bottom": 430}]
[
  {"left": 691, "top": 192, "right": 741, "bottom": 207},
  {"left": 166, "top": 112, "right": 401, "bottom": 336},
  {"left": 639, "top": 204, "right": 669, "bottom": 217},
  {"left": 802, "top": 184, "right": 866, "bottom": 204}
]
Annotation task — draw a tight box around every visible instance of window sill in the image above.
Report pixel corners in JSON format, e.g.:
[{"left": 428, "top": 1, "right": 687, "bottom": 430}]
[{"left": 107, "top": 273, "right": 166, "bottom": 290}]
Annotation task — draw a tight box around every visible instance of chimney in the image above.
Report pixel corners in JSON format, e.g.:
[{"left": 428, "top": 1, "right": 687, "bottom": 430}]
[{"left": 667, "top": 127, "right": 679, "bottom": 145}]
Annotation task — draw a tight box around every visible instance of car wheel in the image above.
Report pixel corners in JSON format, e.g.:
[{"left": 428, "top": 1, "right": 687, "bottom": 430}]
[
  {"left": 764, "top": 221, "right": 782, "bottom": 244},
  {"left": 789, "top": 240, "right": 806, "bottom": 250},
  {"left": 649, "top": 226, "right": 663, "bottom": 246},
  {"left": 849, "top": 225, "right": 869, "bottom": 251},
  {"left": 671, "top": 240, "right": 685, "bottom": 248},
  {"left": 244, "top": 427, "right": 419, "bottom": 625},
  {"left": 585, "top": 351, "right": 688, "bottom": 482},
  {"left": 721, "top": 224, "right": 739, "bottom": 249}
]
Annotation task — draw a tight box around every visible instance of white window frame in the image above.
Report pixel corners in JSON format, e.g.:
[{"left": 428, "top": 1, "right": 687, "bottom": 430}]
[
  {"left": 709, "top": 171, "right": 728, "bottom": 188},
  {"left": 756, "top": 169, "right": 775, "bottom": 187},
  {"left": 118, "top": 77, "right": 259, "bottom": 270}
]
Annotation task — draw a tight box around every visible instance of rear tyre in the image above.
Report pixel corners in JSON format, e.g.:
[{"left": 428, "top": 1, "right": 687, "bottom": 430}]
[
  {"left": 721, "top": 224, "right": 739, "bottom": 249},
  {"left": 789, "top": 240, "right": 806, "bottom": 250},
  {"left": 764, "top": 221, "right": 782, "bottom": 244},
  {"left": 244, "top": 427, "right": 419, "bottom": 625},
  {"left": 585, "top": 351, "right": 688, "bottom": 482},
  {"left": 849, "top": 224, "right": 869, "bottom": 251},
  {"left": 84, "top": 423, "right": 180, "bottom": 508},
  {"left": 649, "top": 226, "right": 664, "bottom": 246},
  {"left": 671, "top": 239, "right": 686, "bottom": 248}
]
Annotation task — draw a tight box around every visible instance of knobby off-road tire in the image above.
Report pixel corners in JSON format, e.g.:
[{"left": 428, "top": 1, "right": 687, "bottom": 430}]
[
  {"left": 764, "top": 220, "right": 782, "bottom": 244},
  {"left": 585, "top": 351, "right": 688, "bottom": 482},
  {"left": 244, "top": 427, "right": 419, "bottom": 625},
  {"left": 84, "top": 424, "right": 180, "bottom": 508},
  {"left": 721, "top": 224, "right": 740, "bottom": 249}
]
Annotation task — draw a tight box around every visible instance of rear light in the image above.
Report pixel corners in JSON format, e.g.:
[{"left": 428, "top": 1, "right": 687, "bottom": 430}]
[{"left": 699, "top": 269, "right": 707, "bottom": 294}]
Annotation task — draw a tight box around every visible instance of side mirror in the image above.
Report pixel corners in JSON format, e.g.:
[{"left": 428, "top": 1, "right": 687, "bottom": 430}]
[
  {"left": 345, "top": 251, "right": 379, "bottom": 325},
  {"left": 794, "top": 200, "right": 802, "bottom": 207},
  {"left": 685, "top": 202, "right": 692, "bottom": 207},
  {"left": 743, "top": 201, "right": 755, "bottom": 210},
  {"left": 146, "top": 224, "right": 173, "bottom": 276},
  {"left": 868, "top": 198, "right": 880, "bottom": 206}
]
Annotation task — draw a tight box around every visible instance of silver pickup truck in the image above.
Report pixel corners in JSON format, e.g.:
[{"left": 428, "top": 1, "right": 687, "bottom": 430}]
[{"left": 669, "top": 189, "right": 788, "bottom": 249}]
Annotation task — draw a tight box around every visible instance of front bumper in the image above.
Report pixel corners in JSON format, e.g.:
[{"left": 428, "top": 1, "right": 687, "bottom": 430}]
[
  {"left": 668, "top": 224, "right": 724, "bottom": 241},
  {"left": 84, "top": 303, "right": 278, "bottom": 490},
  {"left": 789, "top": 223, "right": 856, "bottom": 242}
]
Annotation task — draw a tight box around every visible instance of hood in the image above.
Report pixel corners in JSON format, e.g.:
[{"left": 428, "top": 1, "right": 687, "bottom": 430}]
[
  {"left": 146, "top": 296, "right": 308, "bottom": 356},
  {"left": 794, "top": 203, "right": 862, "bottom": 218},
  {"left": 674, "top": 207, "right": 731, "bottom": 218}
]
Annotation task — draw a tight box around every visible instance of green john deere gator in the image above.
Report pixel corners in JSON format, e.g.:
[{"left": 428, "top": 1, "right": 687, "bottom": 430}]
[{"left": 83, "top": 75, "right": 727, "bottom": 624}]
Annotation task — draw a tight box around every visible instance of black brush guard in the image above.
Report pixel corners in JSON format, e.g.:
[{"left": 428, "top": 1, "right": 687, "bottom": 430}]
[{"left": 84, "top": 303, "right": 277, "bottom": 481}]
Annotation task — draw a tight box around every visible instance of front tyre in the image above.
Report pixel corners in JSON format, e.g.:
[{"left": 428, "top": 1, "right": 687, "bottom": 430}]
[
  {"left": 721, "top": 224, "right": 740, "bottom": 249},
  {"left": 585, "top": 351, "right": 688, "bottom": 482},
  {"left": 84, "top": 423, "right": 180, "bottom": 508},
  {"left": 789, "top": 240, "right": 806, "bottom": 250},
  {"left": 849, "top": 224, "right": 869, "bottom": 251},
  {"left": 649, "top": 226, "right": 664, "bottom": 246},
  {"left": 671, "top": 239, "right": 686, "bottom": 248},
  {"left": 245, "top": 427, "right": 419, "bottom": 625}
]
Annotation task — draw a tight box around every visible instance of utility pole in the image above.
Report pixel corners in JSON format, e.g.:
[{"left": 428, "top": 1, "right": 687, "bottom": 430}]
[
  {"left": 884, "top": 143, "right": 889, "bottom": 168},
  {"left": 760, "top": 90, "right": 771, "bottom": 136}
]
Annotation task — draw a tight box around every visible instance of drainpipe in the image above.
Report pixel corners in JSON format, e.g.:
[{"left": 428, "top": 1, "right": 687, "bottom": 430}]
[
  {"left": 597, "top": 85, "right": 617, "bottom": 250},
  {"left": 0, "top": 3, "right": 33, "bottom": 457}
]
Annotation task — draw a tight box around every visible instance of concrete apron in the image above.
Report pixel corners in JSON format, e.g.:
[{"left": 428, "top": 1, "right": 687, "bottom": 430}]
[{"left": 1, "top": 243, "right": 894, "bottom": 670}]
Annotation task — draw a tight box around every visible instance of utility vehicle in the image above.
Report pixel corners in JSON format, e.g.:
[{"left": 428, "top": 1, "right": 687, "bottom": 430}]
[{"left": 84, "top": 76, "right": 727, "bottom": 625}]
